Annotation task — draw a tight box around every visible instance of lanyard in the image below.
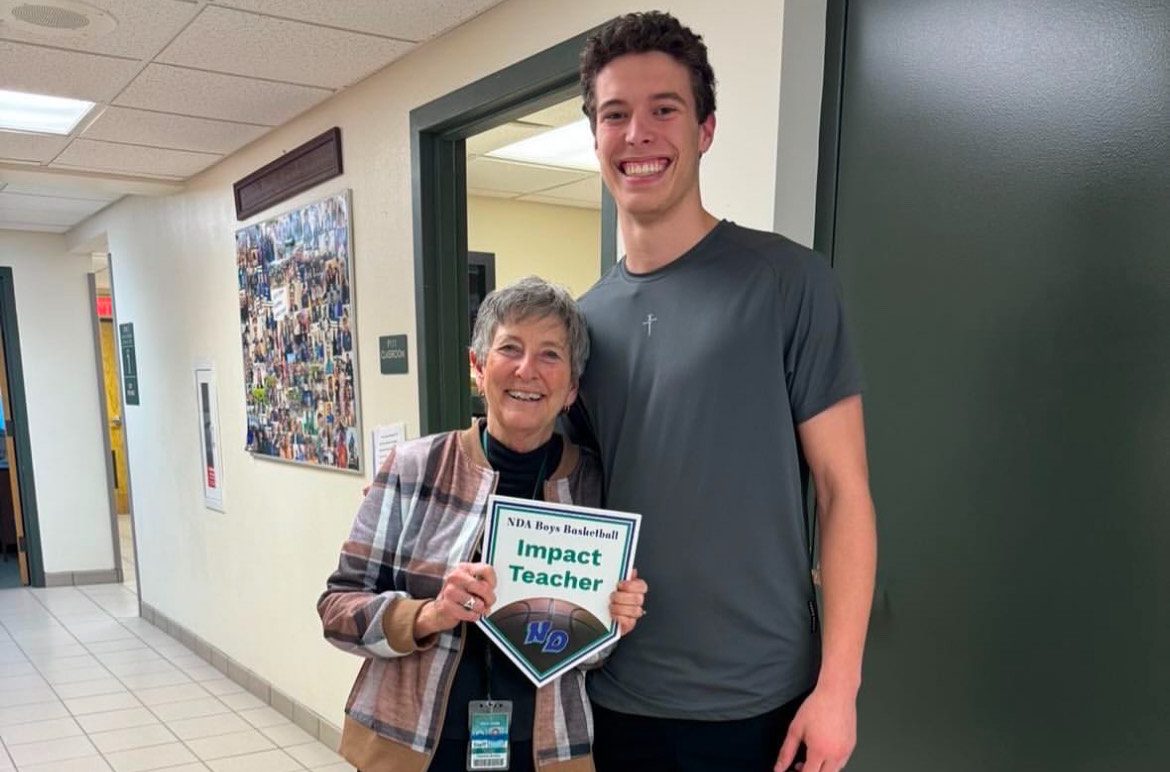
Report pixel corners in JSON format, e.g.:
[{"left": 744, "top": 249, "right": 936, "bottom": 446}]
[{"left": 479, "top": 427, "right": 550, "bottom": 699}]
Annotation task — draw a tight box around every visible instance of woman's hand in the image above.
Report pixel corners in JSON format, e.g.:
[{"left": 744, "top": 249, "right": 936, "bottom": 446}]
[
  {"left": 415, "top": 563, "right": 497, "bottom": 641},
  {"left": 609, "top": 568, "right": 648, "bottom": 636}
]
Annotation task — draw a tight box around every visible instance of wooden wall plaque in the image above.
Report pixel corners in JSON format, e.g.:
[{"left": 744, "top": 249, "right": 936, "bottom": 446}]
[{"left": 233, "top": 127, "right": 343, "bottom": 220}]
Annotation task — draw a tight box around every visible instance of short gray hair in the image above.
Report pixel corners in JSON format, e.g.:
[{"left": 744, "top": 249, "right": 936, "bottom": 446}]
[{"left": 470, "top": 276, "right": 590, "bottom": 382}]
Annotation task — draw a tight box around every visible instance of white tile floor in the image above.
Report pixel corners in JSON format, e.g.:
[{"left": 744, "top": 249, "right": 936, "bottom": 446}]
[{"left": 0, "top": 585, "right": 352, "bottom": 772}]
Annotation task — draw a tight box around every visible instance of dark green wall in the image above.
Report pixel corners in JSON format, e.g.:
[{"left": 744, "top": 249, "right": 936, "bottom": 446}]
[{"left": 827, "top": 1, "right": 1170, "bottom": 768}]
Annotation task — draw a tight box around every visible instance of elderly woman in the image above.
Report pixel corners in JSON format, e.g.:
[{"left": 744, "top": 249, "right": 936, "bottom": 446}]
[{"left": 319, "top": 276, "right": 647, "bottom": 772}]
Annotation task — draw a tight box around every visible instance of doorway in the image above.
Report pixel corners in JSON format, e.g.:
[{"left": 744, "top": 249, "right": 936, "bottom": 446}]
[
  {"left": 90, "top": 255, "right": 137, "bottom": 591},
  {"left": 464, "top": 94, "right": 603, "bottom": 416},
  {"left": 410, "top": 27, "right": 615, "bottom": 435},
  {"left": 819, "top": 1, "right": 1170, "bottom": 767},
  {"left": 0, "top": 312, "right": 28, "bottom": 588},
  {"left": 0, "top": 267, "right": 41, "bottom": 587}
]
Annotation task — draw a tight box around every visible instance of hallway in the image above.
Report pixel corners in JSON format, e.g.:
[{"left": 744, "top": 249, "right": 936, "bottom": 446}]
[{"left": 0, "top": 585, "right": 350, "bottom": 772}]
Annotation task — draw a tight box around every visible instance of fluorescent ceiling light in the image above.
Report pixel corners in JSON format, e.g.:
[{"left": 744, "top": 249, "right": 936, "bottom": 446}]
[
  {"left": 0, "top": 89, "right": 95, "bottom": 135},
  {"left": 487, "top": 119, "right": 598, "bottom": 172}
]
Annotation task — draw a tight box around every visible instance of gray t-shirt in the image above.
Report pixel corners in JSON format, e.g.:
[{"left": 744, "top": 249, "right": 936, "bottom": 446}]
[{"left": 576, "top": 220, "right": 863, "bottom": 720}]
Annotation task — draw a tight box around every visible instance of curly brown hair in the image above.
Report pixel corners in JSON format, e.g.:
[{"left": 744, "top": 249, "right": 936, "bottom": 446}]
[{"left": 579, "top": 12, "right": 716, "bottom": 131}]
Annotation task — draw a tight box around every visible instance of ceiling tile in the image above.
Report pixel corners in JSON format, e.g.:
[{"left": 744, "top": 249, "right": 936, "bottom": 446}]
[
  {"left": 516, "top": 193, "right": 601, "bottom": 210},
  {"left": 0, "top": 40, "right": 142, "bottom": 101},
  {"left": 0, "top": 220, "right": 67, "bottom": 232},
  {"left": 0, "top": 191, "right": 111, "bottom": 222},
  {"left": 0, "top": 0, "right": 199, "bottom": 59},
  {"left": 529, "top": 175, "right": 602, "bottom": 202},
  {"left": 157, "top": 6, "right": 413, "bottom": 89},
  {"left": 0, "top": 181, "right": 121, "bottom": 203},
  {"left": 113, "top": 64, "right": 332, "bottom": 125},
  {"left": 0, "top": 131, "right": 70, "bottom": 163},
  {"left": 82, "top": 107, "right": 267, "bottom": 154},
  {"left": 51, "top": 138, "right": 221, "bottom": 178},
  {"left": 213, "top": 0, "right": 506, "bottom": 42},
  {"left": 522, "top": 98, "right": 587, "bottom": 128},
  {"left": 467, "top": 187, "right": 517, "bottom": 200},
  {"left": 466, "top": 157, "right": 591, "bottom": 196},
  {"left": 466, "top": 123, "right": 547, "bottom": 156}
]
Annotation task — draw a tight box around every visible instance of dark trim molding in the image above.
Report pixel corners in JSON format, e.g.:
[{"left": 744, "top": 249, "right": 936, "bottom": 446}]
[
  {"left": 410, "top": 28, "right": 600, "bottom": 435},
  {"left": 45, "top": 569, "right": 120, "bottom": 587},
  {"left": 411, "top": 129, "right": 470, "bottom": 435},
  {"left": 233, "top": 127, "right": 343, "bottom": 221},
  {"left": 600, "top": 188, "right": 617, "bottom": 273},
  {"left": 0, "top": 267, "right": 43, "bottom": 586},
  {"left": 814, "top": 0, "right": 849, "bottom": 263}
]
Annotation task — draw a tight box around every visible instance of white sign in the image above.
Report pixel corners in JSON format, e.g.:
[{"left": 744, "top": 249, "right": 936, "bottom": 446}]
[
  {"left": 478, "top": 495, "right": 640, "bottom": 688},
  {"left": 194, "top": 365, "right": 224, "bottom": 512},
  {"left": 369, "top": 422, "right": 406, "bottom": 480}
]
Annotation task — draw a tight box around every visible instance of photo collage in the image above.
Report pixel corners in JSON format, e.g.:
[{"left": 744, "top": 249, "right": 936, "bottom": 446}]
[{"left": 235, "top": 191, "right": 360, "bottom": 472}]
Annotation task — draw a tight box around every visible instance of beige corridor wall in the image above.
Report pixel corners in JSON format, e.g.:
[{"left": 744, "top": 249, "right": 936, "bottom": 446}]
[
  {"left": 0, "top": 232, "right": 114, "bottom": 575},
  {"left": 467, "top": 196, "right": 601, "bottom": 297},
  {"left": 66, "top": 0, "right": 796, "bottom": 729}
]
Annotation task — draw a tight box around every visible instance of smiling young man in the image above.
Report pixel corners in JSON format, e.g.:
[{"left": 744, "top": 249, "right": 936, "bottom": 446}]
[{"left": 571, "top": 12, "right": 878, "bottom": 772}]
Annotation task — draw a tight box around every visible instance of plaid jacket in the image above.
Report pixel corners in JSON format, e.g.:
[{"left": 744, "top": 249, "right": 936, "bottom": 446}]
[{"left": 319, "top": 424, "right": 603, "bottom": 772}]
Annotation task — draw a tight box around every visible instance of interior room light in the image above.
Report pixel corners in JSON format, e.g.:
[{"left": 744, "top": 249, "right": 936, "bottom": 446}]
[
  {"left": 0, "top": 89, "right": 95, "bottom": 135},
  {"left": 486, "top": 119, "right": 598, "bottom": 172}
]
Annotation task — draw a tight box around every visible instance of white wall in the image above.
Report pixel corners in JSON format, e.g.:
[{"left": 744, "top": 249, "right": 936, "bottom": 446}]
[
  {"left": 467, "top": 196, "right": 601, "bottom": 297},
  {"left": 774, "top": 0, "right": 829, "bottom": 247},
  {"left": 0, "top": 231, "right": 114, "bottom": 574},
  {"left": 66, "top": 0, "right": 794, "bottom": 725}
]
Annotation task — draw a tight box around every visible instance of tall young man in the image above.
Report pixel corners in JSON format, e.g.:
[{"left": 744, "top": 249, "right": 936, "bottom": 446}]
[{"left": 573, "top": 13, "right": 878, "bottom": 772}]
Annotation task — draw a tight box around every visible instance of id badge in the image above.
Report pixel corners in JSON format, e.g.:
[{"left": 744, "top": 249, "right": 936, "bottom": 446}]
[{"left": 467, "top": 699, "right": 512, "bottom": 771}]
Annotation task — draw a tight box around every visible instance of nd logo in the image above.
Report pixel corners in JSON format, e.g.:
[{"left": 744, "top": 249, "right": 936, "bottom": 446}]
[{"left": 523, "top": 620, "right": 569, "bottom": 653}]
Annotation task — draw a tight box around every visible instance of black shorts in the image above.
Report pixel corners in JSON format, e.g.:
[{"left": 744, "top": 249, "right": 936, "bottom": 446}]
[{"left": 592, "top": 693, "right": 808, "bottom": 772}]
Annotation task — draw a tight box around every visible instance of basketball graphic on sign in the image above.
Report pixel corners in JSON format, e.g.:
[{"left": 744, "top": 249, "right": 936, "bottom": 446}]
[{"left": 488, "top": 598, "right": 608, "bottom": 673}]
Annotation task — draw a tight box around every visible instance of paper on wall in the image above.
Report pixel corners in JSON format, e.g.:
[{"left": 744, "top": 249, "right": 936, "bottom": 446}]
[{"left": 369, "top": 422, "right": 407, "bottom": 479}]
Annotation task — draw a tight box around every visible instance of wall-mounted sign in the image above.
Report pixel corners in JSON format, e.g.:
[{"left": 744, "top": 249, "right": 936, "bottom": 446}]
[
  {"left": 118, "top": 323, "right": 139, "bottom": 406},
  {"left": 369, "top": 422, "right": 406, "bottom": 481},
  {"left": 194, "top": 365, "right": 224, "bottom": 512},
  {"left": 233, "top": 127, "right": 343, "bottom": 221},
  {"left": 95, "top": 295, "right": 113, "bottom": 319},
  {"left": 379, "top": 334, "right": 408, "bottom": 375}
]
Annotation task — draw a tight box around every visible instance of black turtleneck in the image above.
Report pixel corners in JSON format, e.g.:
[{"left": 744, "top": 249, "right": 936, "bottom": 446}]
[
  {"left": 482, "top": 425, "right": 563, "bottom": 501},
  {"left": 439, "top": 423, "right": 562, "bottom": 742}
]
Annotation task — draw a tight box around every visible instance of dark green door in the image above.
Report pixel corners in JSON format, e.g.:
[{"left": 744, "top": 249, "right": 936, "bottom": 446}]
[{"left": 828, "top": 2, "right": 1170, "bottom": 769}]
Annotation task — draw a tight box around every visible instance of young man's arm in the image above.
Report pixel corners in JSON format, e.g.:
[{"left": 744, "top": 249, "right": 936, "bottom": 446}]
[{"left": 777, "top": 394, "right": 877, "bottom": 772}]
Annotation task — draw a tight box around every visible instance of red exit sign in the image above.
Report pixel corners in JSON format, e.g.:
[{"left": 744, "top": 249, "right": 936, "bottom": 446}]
[{"left": 96, "top": 295, "right": 113, "bottom": 319}]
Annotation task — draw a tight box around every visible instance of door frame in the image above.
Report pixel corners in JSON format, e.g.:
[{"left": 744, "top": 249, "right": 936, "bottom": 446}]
[
  {"left": 0, "top": 267, "right": 44, "bottom": 586},
  {"left": 94, "top": 257, "right": 142, "bottom": 605},
  {"left": 814, "top": 0, "right": 849, "bottom": 261},
  {"left": 88, "top": 274, "right": 126, "bottom": 584},
  {"left": 410, "top": 27, "right": 616, "bottom": 436}
]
